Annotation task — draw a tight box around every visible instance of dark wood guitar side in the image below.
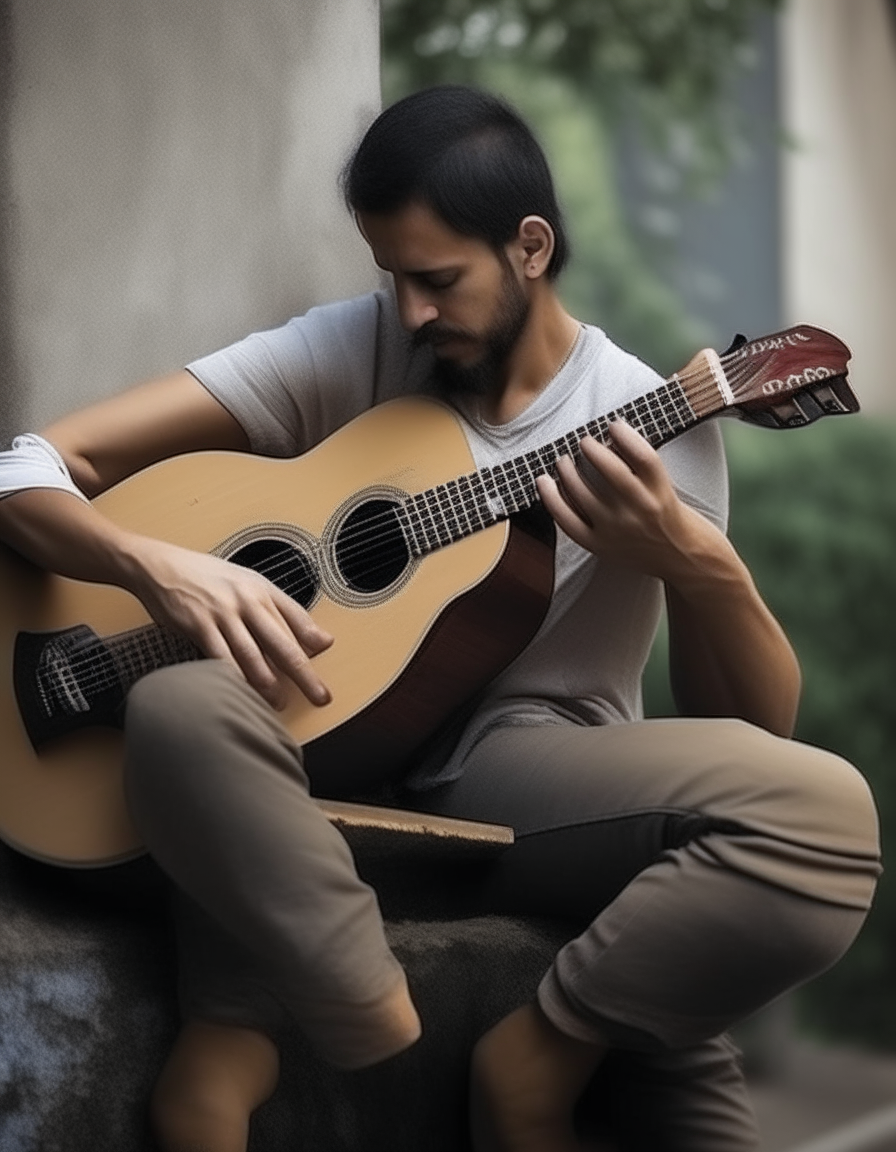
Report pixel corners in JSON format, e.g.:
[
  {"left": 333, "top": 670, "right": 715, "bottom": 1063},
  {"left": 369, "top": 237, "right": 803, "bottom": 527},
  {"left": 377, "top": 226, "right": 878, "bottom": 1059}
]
[{"left": 305, "top": 502, "right": 555, "bottom": 794}]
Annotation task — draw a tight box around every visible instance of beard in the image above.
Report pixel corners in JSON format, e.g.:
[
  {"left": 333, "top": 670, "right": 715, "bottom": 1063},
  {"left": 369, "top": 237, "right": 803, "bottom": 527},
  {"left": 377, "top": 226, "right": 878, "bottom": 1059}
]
[{"left": 412, "top": 268, "right": 530, "bottom": 399}]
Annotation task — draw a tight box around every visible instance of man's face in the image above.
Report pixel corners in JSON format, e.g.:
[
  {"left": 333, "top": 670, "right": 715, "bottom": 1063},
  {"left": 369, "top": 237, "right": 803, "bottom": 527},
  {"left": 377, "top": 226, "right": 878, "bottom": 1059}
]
[{"left": 358, "top": 202, "right": 530, "bottom": 396}]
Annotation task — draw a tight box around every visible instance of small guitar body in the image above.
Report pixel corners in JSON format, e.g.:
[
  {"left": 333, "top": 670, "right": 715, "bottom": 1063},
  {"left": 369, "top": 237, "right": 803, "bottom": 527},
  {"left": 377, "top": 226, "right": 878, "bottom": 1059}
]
[{"left": 0, "top": 323, "right": 858, "bottom": 866}]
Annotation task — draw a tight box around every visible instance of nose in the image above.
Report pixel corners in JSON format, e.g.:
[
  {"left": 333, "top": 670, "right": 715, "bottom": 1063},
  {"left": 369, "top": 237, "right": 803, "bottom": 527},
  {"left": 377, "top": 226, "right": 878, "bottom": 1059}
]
[{"left": 394, "top": 280, "right": 439, "bottom": 333}]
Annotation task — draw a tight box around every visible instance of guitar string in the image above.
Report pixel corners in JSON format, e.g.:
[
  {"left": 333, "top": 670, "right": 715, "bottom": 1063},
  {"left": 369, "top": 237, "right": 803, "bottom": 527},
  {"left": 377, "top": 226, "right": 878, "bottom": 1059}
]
[
  {"left": 237, "top": 353, "right": 755, "bottom": 585},
  {"left": 45, "top": 363, "right": 791, "bottom": 701},
  {"left": 50, "top": 354, "right": 773, "bottom": 693},
  {"left": 115, "top": 369, "right": 729, "bottom": 608}
]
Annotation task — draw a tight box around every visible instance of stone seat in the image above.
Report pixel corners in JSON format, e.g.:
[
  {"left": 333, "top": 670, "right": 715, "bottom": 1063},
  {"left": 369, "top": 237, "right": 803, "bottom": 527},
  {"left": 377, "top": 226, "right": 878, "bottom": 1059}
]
[{"left": 0, "top": 802, "right": 582, "bottom": 1152}]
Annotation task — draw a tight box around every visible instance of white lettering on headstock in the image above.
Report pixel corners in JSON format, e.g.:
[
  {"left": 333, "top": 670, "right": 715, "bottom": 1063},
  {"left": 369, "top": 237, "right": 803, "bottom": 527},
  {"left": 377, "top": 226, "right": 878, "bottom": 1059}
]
[
  {"left": 761, "top": 365, "right": 833, "bottom": 395},
  {"left": 733, "top": 330, "right": 811, "bottom": 360}
]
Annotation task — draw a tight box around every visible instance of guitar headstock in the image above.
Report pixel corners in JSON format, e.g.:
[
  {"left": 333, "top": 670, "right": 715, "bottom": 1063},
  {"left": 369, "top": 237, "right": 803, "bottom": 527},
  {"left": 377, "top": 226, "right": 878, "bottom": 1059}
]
[{"left": 720, "top": 325, "right": 858, "bottom": 428}]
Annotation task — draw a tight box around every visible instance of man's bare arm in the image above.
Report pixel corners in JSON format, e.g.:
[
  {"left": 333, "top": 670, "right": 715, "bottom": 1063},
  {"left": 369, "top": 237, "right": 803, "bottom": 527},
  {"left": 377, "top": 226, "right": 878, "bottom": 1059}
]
[
  {"left": 42, "top": 369, "right": 250, "bottom": 496},
  {"left": 535, "top": 421, "right": 801, "bottom": 737}
]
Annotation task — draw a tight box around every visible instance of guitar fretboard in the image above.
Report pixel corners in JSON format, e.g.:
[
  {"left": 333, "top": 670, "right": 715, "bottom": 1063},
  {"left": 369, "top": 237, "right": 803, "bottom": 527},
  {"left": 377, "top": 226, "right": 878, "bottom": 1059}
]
[
  {"left": 398, "top": 377, "right": 698, "bottom": 557},
  {"left": 105, "top": 626, "right": 200, "bottom": 694}
]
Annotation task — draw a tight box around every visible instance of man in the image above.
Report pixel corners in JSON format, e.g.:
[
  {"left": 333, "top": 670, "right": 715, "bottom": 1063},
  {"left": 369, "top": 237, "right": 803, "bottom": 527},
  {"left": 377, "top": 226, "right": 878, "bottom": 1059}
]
[{"left": 0, "top": 86, "right": 880, "bottom": 1151}]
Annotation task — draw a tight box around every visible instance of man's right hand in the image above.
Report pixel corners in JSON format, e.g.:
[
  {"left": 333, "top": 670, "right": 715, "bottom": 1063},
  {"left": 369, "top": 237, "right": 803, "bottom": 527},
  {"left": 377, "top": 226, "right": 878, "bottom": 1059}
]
[{"left": 121, "top": 535, "right": 333, "bottom": 711}]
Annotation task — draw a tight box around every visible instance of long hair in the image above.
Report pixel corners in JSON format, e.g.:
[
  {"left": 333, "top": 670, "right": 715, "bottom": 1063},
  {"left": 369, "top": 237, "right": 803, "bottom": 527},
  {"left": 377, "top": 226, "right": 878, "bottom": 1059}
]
[{"left": 343, "top": 85, "right": 570, "bottom": 279}]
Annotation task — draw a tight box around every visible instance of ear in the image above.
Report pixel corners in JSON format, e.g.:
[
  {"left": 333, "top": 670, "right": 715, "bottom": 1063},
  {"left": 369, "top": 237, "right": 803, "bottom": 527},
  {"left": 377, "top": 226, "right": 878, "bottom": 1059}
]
[{"left": 510, "top": 216, "right": 555, "bottom": 281}]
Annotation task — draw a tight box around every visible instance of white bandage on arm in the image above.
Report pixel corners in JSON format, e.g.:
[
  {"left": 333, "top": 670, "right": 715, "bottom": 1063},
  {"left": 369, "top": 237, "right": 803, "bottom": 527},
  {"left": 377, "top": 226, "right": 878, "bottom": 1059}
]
[{"left": 0, "top": 434, "right": 89, "bottom": 503}]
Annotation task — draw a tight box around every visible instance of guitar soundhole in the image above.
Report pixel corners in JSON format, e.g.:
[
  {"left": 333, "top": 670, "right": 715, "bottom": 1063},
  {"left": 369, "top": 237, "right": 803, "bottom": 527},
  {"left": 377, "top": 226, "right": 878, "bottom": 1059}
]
[
  {"left": 334, "top": 499, "right": 409, "bottom": 594},
  {"left": 228, "top": 538, "right": 320, "bottom": 609}
]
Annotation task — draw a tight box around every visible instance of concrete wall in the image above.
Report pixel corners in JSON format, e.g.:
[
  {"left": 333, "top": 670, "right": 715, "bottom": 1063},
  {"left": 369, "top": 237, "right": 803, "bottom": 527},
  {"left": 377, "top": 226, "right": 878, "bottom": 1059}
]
[
  {"left": 0, "top": 0, "right": 381, "bottom": 441},
  {"left": 780, "top": 0, "right": 896, "bottom": 413}
]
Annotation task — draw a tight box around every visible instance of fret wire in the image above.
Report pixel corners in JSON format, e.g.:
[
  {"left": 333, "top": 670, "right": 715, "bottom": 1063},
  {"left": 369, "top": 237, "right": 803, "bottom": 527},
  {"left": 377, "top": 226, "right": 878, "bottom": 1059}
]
[
  {"left": 436, "top": 481, "right": 461, "bottom": 541},
  {"left": 448, "top": 478, "right": 468, "bottom": 535},
  {"left": 500, "top": 462, "right": 523, "bottom": 513},
  {"left": 427, "top": 489, "right": 452, "bottom": 547},
  {"left": 459, "top": 474, "right": 483, "bottom": 532},
  {"left": 514, "top": 458, "right": 535, "bottom": 508},
  {"left": 410, "top": 505, "right": 428, "bottom": 558},
  {"left": 455, "top": 475, "right": 475, "bottom": 536},
  {"left": 404, "top": 494, "right": 422, "bottom": 552},
  {"left": 473, "top": 471, "right": 499, "bottom": 526},
  {"left": 396, "top": 502, "right": 422, "bottom": 558},
  {"left": 501, "top": 460, "right": 526, "bottom": 512},
  {"left": 416, "top": 489, "right": 441, "bottom": 551}
]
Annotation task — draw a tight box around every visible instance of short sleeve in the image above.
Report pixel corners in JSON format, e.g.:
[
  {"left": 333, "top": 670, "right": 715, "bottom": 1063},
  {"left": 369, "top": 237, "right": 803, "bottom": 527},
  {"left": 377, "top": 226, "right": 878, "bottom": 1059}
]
[
  {"left": 660, "top": 419, "right": 729, "bottom": 533},
  {"left": 186, "top": 290, "right": 431, "bottom": 458},
  {"left": 0, "top": 434, "right": 89, "bottom": 503}
]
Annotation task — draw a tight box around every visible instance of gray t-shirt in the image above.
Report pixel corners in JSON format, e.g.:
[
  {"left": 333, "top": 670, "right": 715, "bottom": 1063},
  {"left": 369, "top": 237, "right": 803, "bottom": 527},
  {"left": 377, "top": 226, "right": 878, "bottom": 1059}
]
[{"left": 187, "top": 289, "right": 728, "bottom": 787}]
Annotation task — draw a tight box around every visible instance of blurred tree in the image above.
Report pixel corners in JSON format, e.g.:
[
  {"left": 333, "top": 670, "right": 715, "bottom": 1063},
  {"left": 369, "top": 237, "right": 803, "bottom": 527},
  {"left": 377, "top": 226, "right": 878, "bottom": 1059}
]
[{"left": 382, "top": 0, "right": 781, "bottom": 182}]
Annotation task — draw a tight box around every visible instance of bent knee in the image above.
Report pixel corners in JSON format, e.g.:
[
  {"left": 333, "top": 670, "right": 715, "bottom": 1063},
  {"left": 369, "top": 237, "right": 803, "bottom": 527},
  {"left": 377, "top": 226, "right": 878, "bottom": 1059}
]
[
  {"left": 125, "top": 660, "right": 276, "bottom": 763},
  {"left": 758, "top": 729, "right": 879, "bottom": 857},
  {"left": 709, "top": 724, "right": 880, "bottom": 911},
  {"left": 126, "top": 659, "right": 238, "bottom": 732},
  {"left": 123, "top": 660, "right": 290, "bottom": 807}
]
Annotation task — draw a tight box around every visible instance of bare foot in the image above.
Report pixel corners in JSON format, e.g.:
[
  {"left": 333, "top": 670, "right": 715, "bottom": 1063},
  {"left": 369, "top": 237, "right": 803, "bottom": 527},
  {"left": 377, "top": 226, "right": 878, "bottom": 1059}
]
[{"left": 470, "top": 1003, "right": 607, "bottom": 1152}]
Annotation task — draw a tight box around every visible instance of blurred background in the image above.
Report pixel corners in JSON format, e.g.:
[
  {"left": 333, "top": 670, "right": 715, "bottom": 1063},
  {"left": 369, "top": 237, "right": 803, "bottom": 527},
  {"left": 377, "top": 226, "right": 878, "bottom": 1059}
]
[
  {"left": 0, "top": 0, "right": 893, "bottom": 1148},
  {"left": 381, "top": 1, "right": 896, "bottom": 1147}
]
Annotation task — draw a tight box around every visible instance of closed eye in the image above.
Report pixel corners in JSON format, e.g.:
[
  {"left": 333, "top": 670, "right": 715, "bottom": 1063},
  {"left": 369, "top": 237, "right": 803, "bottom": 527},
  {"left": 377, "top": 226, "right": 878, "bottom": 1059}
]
[{"left": 412, "top": 270, "right": 459, "bottom": 291}]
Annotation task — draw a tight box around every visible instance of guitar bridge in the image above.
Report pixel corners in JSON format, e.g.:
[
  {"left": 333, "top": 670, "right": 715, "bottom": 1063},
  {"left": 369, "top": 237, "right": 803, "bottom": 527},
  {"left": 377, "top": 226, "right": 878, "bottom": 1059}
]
[{"left": 13, "top": 626, "right": 126, "bottom": 751}]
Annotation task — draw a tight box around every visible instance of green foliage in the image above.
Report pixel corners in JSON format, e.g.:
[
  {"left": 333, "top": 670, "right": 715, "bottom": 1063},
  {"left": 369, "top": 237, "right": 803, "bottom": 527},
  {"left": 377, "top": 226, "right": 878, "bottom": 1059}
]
[
  {"left": 381, "top": 0, "right": 779, "bottom": 371},
  {"left": 726, "top": 417, "right": 896, "bottom": 1048},
  {"left": 382, "top": 0, "right": 783, "bottom": 184}
]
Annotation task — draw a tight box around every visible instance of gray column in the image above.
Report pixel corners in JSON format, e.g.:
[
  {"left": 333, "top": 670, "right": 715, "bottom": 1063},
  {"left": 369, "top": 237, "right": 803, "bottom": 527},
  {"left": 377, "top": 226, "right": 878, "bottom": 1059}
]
[{"left": 0, "top": 0, "right": 381, "bottom": 441}]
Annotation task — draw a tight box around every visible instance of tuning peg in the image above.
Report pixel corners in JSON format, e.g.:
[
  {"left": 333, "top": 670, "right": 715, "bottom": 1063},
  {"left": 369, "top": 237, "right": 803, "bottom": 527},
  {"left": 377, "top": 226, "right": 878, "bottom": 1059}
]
[
  {"left": 811, "top": 381, "right": 855, "bottom": 415},
  {"left": 721, "top": 333, "right": 749, "bottom": 356},
  {"left": 770, "top": 396, "right": 813, "bottom": 427}
]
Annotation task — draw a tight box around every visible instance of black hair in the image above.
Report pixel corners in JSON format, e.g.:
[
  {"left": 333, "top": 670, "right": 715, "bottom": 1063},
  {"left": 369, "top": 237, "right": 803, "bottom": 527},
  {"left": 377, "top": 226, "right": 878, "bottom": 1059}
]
[{"left": 343, "top": 85, "right": 570, "bottom": 279}]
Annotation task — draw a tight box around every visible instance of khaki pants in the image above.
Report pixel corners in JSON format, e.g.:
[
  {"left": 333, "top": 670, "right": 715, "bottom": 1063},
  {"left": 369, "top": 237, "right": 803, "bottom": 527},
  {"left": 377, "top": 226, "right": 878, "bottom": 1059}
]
[{"left": 123, "top": 660, "right": 880, "bottom": 1150}]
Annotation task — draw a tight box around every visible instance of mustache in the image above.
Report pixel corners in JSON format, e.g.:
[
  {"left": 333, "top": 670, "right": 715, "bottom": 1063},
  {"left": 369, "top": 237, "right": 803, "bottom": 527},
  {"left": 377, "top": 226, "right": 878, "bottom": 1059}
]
[{"left": 411, "top": 321, "right": 474, "bottom": 349}]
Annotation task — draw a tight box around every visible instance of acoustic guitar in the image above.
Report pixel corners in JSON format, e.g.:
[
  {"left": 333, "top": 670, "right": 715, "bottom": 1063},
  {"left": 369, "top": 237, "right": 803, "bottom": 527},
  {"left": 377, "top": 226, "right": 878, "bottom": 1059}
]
[{"left": 0, "top": 325, "right": 856, "bottom": 866}]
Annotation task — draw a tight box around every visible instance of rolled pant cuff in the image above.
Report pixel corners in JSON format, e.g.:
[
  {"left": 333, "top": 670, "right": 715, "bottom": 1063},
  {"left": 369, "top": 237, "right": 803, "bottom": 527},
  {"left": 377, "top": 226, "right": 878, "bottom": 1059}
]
[
  {"left": 300, "top": 967, "right": 420, "bottom": 1070},
  {"left": 537, "top": 965, "right": 664, "bottom": 1052},
  {"left": 537, "top": 965, "right": 614, "bottom": 1047}
]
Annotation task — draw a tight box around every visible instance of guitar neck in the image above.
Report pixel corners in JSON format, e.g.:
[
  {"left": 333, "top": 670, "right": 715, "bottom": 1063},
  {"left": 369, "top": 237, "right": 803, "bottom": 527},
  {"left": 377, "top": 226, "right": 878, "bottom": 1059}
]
[{"left": 399, "top": 350, "right": 728, "bottom": 558}]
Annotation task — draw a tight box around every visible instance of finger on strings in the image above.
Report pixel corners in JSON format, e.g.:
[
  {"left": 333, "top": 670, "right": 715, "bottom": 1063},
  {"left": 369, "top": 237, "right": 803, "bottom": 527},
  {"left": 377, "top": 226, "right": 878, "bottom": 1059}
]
[
  {"left": 271, "top": 589, "right": 334, "bottom": 657},
  {"left": 551, "top": 455, "right": 603, "bottom": 526},
  {"left": 535, "top": 473, "right": 600, "bottom": 553},
  {"left": 218, "top": 616, "right": 289, "bottom": 709},
  {"left": 568, "top": 438, "right": 625, "bottom": 506},
  {"left": 603, "top": 422, "right": 666, "bottom": 484},
  {"left": 578, "top": 434, "right": 660, "bottom": 509},
  {"left": 244, "top": 606, "right": 332, "bottom": 707}
]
